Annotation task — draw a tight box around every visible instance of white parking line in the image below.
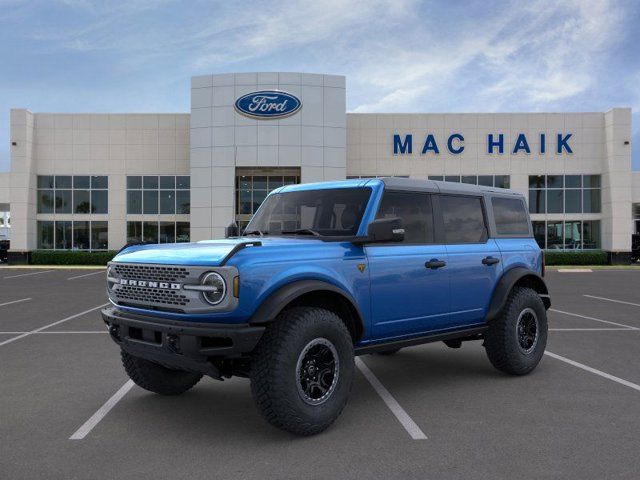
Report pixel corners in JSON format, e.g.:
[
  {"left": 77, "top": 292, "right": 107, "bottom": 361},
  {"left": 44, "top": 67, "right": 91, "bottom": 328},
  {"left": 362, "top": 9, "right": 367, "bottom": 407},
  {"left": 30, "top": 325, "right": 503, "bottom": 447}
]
[
  {"left": 68, "top": 270, "right": 105, "bottom": 281},
  {"left": 0, "top": 331, "right": 108, "bottom": 334},
  {"left": 583, "top": 294, "right": 640, "bottom": 308},
  {"left": 70, "top": 380, "right": 135, "bottom": 440},
  {"left": 545, "top": 351, "right": 640, "bottom": 393},
  {"left": 0, "top": 298, "right": 31, "bottom": 307},
  {"left": 3, "top": 270, "right": 54, "bottom": 279},
  {"left": 0, "top": 303, "right": 109, "bottom": 347},
  {"left": 355, "top": 357, "right": 427, "bottom": 440},
  {"left": 550, "top": 308, "right": 638, "bottom": 330}
]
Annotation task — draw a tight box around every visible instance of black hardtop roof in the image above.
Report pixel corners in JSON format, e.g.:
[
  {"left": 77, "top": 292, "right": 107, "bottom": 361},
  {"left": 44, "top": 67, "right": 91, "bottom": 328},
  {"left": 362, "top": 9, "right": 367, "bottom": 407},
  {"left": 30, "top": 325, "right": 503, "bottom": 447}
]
[{"left": 377, "top": 177, "right": 522, "bottom": 198}]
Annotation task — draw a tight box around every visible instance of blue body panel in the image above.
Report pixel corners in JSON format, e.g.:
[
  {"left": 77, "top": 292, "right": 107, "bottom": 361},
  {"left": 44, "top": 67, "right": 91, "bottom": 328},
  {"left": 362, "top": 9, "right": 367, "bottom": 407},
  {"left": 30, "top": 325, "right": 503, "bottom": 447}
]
[{"left": 111, "top": 178, "right": 544, "bottom": 347}]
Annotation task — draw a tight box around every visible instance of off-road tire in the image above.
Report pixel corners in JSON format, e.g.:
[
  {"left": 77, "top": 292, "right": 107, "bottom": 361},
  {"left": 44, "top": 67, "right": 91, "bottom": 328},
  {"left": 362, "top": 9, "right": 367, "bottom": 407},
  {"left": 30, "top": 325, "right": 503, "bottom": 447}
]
[
  {"left": 250, "top": 307, "right": 354, "bottom": 436},
  {"left": 121, "top": 351, "right": 202, "bottom": 395},
  {"left": 484, "top": 287, "right": 547, "bottom": 375},
  {"left": 375, "top": 347, "right": 402, "bottom": 356}
]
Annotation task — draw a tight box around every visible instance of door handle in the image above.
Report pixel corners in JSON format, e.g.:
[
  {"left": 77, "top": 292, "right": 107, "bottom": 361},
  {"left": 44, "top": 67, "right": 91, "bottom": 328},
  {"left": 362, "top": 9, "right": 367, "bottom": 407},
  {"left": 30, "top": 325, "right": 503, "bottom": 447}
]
[
  {"left": 425, "top": 259, "right": 446, "bottom": 269},
  {"left": 482, "top": 256, "right": 500, "bottom": 266}
]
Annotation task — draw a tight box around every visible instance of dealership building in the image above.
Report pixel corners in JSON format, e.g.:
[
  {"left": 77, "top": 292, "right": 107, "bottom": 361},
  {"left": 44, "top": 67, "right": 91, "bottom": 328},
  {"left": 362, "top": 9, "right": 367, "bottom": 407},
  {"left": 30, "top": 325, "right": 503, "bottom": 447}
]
[{"left": 0, "top": 71, "right": 638, "bottom": 263}]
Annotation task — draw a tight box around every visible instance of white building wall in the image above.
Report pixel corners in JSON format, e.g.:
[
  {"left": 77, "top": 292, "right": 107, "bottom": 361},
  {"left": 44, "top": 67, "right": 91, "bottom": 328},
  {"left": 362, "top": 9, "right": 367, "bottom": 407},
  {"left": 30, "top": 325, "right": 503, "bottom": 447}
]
[{"left": 189, "top": 72, "right": 346, "bottom": 240}]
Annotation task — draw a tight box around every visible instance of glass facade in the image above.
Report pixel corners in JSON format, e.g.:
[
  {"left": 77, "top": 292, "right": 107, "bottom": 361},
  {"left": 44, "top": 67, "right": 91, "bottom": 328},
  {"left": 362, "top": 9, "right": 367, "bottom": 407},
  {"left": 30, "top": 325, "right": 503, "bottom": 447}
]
[
  {"left": 529, "top": 175, "right": 601, "bottom": 214},
  {"left": 37, "top": 175, "right": 108, "bottom": 214},
  {"left": 531, "top": 220, "right": 601, "bottom": 250},
  {"left": 126, "top": 221, "right": 190, "bottom": 244},
  {"left": 428, "top": 175, "right": 510, "bottom": 188},
  {"left": 37, "top": 220, "right": 108, "bottom": 250},
  {"left": 126, "top": 176, "right": 190, "bottom": 214}
]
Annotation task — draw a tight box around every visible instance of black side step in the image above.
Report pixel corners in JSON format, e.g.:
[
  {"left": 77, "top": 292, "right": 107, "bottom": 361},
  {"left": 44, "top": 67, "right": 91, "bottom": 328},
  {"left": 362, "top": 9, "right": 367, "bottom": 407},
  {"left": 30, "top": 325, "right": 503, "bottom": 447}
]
[{"left": 354, "top": 326, "right": 487, "bottom": 356}]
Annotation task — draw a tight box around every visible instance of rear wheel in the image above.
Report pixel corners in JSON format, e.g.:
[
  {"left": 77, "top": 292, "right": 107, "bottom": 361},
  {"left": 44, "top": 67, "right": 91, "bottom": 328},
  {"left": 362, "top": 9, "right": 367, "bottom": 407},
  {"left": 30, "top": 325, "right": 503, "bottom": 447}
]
[
  {"left": 250, "top": 307, "right": 354, "bottom": 436},
  {"left": 121, "top": 351, "right": 202, "bottom": 395},
  {"left": 484, "top": 287, "right": 548, "bottom": 375}
]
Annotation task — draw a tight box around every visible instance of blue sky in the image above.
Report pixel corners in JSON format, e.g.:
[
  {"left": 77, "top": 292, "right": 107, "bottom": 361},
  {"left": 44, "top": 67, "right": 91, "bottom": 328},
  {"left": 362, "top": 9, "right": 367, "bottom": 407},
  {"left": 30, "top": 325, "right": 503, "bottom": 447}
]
[{"left": 1, "top": 0, "right": 639, "bottom": 171}]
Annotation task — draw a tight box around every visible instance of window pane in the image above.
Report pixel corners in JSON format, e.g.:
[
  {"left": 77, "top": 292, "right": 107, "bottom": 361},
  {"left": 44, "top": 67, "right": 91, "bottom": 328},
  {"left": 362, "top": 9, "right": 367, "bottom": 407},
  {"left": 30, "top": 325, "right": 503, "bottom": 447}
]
[
  {"left": 73, "top": 221, "right": 90, "bottom": 250},
  {"left": 55, "top": 221, "right": 72, "bottom": 249},
  {"left": 529, "top": 175, "right": 546, "bottom": 188},
  {"left": 495, "top": 175, "right": 510, "bottom": 189},
  {"left": 38, "top": 175, "right": 54, "bottom": 189},
  {"left": 73, "top": 176, "right": 90, "bottom": 188},
  {"left": 528, "top": 190, "right": 545, "bottom": 214},
  {"left": 584, "top": 175, "right": 601, "bottom": 188},
  {"left": 283, "top": 176, "right": 297, "bottom": 185},
  {"left": 91, "top": 190, "right": 108, "bottom": 214},
  {"left": 37, "top": 190, "right": 54, "bottom": 213},
  {"left": 176, "top": 190, "right": 190, "bottom": 214},
  {"left": 91, "top": 221, "right": 108, "bottom": 250},
  {"left": 253, "top": 190, "right": 267, "bottom": 213},
  {"left": 127, "top": 176, "right": 142, "bottom": 189},
  {"left": 583, "top": 189, "right": 601, "bottom": 213},
  {"left": 160, "top": 191, "right": 175, "bottom": 214},
  {"left": 441, "top": 195, "right": 487, "bottom": 243},
  {"left": 143, "top": 190, "right": 159, "bottom": 214},
  {"left": 582, "top": 220, "right": 601, "bottom": 249},
  {"left": 546, "top": 221, "right": 564, "bottom": 250},
  {"left": 492, "top": 198, "right": 530, "bottom": 235},
  {"left": 253, "top": 176, "right": 268, "bottom": 190},
  {"left": 444, "top": 175, "right": 460, "bottom": 183},
  {"left": 126, "top": 222, "right": 142, "bottom": 244},
  {"left": 565, "top": 175, "right": 581, "bottom": 188},
  {"left": 127, "top": 191, "right": 142, "bottom": 214},
  {"left": 74, "top": 190, "right": 91, "bottom": 214},
  {"left": 176, "top": 176, "right": 190, "bottom": 189},
  {"left": 55, "top": 190, "right": 72, "bottom": 214},
  {"left": 143, "top": 222, "right": 158, "bottom": 243},
  {"left": 91, "top": 176, "right": 108, "bottom": 189},
  {"left": 160, "top": 176, "right": 175, "bottom": 189},
  {"left": 478, "top": 175, "right": 493, "bottom": 187},
  {"left": 428, "top": 176, "right": 444, "bottom": 181},
  {"left": 376, "top": 192, "right": 434, "bottom": 243},
  {"left": 268, "top": 177, "right": 284, "bottom": 190},
  {"left": 547, "top": 175, "right": 563, "bottom": 188},
  {"left": 176, "top": 222, "right": 190, "bottom": 242},
  {"left": 238, "top": 190, "right": 252, "bottom": 214},
  {"left": 565, "top": 190, "right": 582, "bottom": 214},
  {"left": 532, "top": 221, "right": 545, "bottom": 249},
  {"left": 37, "top": 221, "right": 54, "bottom": 249},
  {"left": 55, "top": 176, "right": 72, "bottom": 188},
  {"left": 238, "top": 175, "right": 251, "bottom": 190},
  {"left": 461, "top": 175, "right": 477, "bottom": 185},
  {"left": 143, "top": 176, "right": 159, "bottom": 189},
  {"left": 547, "top": 190, "right": 563, "bottom": 214},
  {"left": 564, "top": 220, "right": 582, "bottom": 249},
  {"left": 159, "top": 222, "right": 175, "bottom": 243}
]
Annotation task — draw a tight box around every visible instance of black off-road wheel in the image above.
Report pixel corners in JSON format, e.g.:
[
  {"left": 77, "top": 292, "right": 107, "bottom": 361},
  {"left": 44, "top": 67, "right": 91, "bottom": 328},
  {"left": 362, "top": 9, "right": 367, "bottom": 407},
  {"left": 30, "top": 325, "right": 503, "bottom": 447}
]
[
  {"left": 250, "top": 307, "right": 355, "bottom": 436},
  {"left": 484, "top": 287, "right": 548, "bottom": 375},
  {"left": 121, "top": 351, "right": 202, "bottom": 395}
]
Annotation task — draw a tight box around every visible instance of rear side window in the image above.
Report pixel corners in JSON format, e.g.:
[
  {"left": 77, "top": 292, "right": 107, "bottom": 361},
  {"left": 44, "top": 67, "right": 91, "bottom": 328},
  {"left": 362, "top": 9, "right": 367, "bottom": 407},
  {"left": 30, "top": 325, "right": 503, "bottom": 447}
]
[
  {"left": 440, "top": 195, "right": 487, "bottom": 244},
  {"left": 492, "top": 197, "right": 530, "bottom": 235},
  {"left": 376, "top": 192, "right": 434, "bottom": 243}
]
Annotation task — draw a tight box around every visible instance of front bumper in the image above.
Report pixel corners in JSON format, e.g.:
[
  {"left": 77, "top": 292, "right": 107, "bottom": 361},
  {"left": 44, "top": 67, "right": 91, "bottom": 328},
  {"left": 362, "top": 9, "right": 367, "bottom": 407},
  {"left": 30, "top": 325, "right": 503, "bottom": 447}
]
[{"left": 102, "top": 306, "right": 265, "bottom": 378}]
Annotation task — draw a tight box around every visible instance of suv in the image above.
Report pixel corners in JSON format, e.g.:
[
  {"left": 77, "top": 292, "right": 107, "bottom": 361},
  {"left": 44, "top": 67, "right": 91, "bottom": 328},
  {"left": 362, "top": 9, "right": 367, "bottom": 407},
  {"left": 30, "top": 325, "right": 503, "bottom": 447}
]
[{"left": 103, "top": 178, "right": 550, "bottom": 435}]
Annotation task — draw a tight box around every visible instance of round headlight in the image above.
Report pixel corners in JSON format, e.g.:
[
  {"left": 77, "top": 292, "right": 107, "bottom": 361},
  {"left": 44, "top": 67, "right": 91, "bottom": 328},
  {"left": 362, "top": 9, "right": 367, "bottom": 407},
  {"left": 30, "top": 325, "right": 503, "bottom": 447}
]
[{"left": 201, "top": 272, "right": 226, "bottom": 305}]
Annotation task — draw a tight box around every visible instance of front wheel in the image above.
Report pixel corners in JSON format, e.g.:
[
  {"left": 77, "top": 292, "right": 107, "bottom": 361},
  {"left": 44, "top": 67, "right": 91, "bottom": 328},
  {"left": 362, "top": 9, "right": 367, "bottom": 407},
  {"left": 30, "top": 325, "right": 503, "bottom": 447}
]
[
  {"left": 484, "top": 287, "right": 548, "bottom": 375},
  {"left": 250, "top": 307, "right": 354, "bottom": 436}
]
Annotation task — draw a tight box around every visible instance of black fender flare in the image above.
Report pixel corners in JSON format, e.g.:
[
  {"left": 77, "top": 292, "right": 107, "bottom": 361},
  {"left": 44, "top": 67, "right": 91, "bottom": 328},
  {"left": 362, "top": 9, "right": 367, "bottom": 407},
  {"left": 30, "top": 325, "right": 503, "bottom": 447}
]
[
  {"left": 485, "top": 267, "right": 551, "bottom": 322},
  {"left": 249, "top": 280, "right": 365, "bottom": 338}
]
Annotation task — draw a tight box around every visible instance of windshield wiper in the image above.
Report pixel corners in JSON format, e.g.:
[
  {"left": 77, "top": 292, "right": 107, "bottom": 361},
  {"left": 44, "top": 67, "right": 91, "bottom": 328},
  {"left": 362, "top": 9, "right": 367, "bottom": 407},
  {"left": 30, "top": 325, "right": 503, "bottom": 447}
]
[
  {"left": 281, "top": 228, "right": 321, "bottom": 237},
  {"left": 243, "top": 229, "right": 267, "bottom": 237}
]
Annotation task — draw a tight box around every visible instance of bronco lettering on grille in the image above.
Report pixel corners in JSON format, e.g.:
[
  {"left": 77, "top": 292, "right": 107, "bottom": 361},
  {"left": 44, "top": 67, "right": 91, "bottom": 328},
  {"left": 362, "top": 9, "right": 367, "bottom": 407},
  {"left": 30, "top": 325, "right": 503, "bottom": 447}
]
[{"left": 119, "top": 279, "right": 181, "bottom": 290}]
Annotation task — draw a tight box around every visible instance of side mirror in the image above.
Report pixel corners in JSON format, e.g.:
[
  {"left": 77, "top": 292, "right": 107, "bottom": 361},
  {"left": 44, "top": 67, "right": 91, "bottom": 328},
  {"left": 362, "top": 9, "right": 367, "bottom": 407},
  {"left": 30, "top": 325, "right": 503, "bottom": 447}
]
[
  {"left": 225, "top": 222, "right": 239, "bottom": 238},
  {"left": 365, "top": 217, "right": 405, "bottom": 243}
]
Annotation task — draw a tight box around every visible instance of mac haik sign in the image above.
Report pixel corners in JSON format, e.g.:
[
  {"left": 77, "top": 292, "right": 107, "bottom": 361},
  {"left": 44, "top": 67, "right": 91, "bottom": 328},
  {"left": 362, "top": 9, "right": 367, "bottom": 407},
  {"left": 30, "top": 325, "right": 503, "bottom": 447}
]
[{"left": 393, "top": 133, "right": 573, "bottom": 155}]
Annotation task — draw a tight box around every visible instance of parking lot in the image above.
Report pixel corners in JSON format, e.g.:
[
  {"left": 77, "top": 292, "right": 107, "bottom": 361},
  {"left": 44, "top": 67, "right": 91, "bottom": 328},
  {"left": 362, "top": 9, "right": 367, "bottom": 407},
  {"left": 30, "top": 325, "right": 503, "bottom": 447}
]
[{"left": 1, "top": 267, "right": 639, "bottom": 479}]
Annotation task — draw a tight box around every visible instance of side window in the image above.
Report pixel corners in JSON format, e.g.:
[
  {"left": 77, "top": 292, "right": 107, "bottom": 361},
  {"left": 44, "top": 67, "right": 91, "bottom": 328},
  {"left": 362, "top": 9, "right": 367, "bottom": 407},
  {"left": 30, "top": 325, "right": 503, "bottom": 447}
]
[
  {"left": 492, "top": 197, "right": 530, "bottom": 236},
  {"left": 440, "top": 195, "right": 487, "bottom": 244},
  {"left": 376, "top": 192, "right": 434, "bottom": 243}
]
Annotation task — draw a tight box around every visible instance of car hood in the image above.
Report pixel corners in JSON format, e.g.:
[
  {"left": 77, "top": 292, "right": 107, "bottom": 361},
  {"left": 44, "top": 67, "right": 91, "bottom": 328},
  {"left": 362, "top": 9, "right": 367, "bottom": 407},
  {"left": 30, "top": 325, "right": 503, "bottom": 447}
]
[{"left": 112, "top": 237, "right": 330, "bottom": 266}]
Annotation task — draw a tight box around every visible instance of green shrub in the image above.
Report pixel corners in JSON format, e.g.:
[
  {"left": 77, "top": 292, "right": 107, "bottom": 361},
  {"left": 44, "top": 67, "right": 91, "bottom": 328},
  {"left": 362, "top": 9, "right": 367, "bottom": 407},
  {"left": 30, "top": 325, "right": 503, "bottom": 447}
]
[
  {"left": 30, "top": 250, "right": 118, "bottom": 266},
  {"left": 544, "top": 250, "right": 608, "bottom": 266}
]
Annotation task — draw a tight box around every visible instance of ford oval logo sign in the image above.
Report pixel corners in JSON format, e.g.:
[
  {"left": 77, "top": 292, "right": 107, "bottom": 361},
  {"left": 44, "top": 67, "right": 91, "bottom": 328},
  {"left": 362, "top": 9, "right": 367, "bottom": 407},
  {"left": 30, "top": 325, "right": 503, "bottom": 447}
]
[{"left": 234, "top": 90, "right": 302, "bottom": 119}]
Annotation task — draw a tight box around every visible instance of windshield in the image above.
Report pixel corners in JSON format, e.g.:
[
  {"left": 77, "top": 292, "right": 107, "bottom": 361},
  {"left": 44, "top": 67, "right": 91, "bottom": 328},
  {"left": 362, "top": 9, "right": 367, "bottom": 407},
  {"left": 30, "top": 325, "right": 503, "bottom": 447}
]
[{"left": 244, "top": 187, "right": 372, "bottom": 237}]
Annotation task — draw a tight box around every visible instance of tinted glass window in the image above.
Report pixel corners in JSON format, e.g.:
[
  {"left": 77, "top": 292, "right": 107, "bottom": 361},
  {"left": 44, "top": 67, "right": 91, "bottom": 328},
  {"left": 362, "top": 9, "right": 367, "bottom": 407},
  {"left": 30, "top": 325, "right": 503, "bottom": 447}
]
[
  {"left": 492, "top": 197, "right": 530, "bottom": 235},
  {"left": 441, "top": 195, "right": 487, "bottom": 244},
  {"left": 376, "top": 192, "right": 434, "bottom": 244}
]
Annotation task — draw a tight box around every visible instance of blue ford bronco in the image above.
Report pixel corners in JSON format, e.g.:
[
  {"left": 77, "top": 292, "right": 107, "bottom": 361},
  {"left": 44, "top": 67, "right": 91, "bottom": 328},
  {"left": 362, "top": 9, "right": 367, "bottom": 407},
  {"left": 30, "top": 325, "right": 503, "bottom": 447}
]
[{"left": 102, "top": 178, "right": 550, "bottom": 435}]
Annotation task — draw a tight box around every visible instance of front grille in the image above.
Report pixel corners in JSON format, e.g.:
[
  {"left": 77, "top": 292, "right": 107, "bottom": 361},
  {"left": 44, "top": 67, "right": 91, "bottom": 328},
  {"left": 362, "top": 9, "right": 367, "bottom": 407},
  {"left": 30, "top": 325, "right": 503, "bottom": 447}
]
[
  {"left": 113, "top": 264, "right": 189, "bottom": 283},
  {"left": 115, "top": 285, "right": 190, "bottom": 307}
]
